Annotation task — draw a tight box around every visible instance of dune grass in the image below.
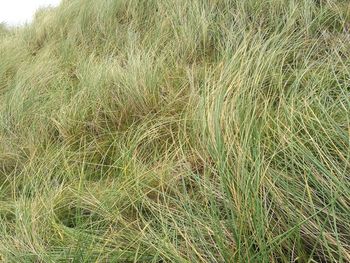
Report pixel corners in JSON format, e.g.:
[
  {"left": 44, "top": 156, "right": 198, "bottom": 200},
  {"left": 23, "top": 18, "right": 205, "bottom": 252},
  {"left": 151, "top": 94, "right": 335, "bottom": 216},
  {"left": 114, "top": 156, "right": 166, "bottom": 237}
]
[{"left": 0, "top": 0, "right": 350, "bottom": 262}]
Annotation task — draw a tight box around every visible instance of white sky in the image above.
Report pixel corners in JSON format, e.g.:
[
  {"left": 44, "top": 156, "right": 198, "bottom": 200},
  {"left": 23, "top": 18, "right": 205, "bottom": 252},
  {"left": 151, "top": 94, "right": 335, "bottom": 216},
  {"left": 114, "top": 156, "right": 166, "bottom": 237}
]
[{"left": 0, "top": 0, "right": 61, "bottom": 25}]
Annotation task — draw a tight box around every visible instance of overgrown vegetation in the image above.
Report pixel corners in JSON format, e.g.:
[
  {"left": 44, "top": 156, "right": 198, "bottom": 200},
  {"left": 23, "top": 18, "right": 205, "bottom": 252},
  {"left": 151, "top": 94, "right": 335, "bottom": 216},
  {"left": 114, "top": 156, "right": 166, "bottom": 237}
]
[{"left": 0, "top": 0, "right": 349, "bottom": 262}]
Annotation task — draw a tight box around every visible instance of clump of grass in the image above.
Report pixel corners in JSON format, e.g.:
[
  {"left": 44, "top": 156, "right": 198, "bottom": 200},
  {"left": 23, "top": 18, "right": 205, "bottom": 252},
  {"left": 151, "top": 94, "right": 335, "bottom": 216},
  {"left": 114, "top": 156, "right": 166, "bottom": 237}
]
[{"left": 0, "top": 0, "right": 350, "bottom": 262}]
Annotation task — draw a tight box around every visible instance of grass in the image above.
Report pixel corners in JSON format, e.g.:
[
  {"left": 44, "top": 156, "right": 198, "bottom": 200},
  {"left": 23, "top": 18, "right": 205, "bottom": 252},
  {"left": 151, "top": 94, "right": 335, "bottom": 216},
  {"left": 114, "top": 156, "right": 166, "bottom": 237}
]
[{"left": 0, "top": 0, "right": 350, "bottom": 262}]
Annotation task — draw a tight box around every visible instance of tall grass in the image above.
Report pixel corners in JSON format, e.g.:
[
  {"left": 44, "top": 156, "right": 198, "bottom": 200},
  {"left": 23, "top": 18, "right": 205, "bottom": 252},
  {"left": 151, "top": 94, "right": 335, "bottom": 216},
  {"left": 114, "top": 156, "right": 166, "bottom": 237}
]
[{"left": 0, "top": 0, "right": 349, "bottom": 262}]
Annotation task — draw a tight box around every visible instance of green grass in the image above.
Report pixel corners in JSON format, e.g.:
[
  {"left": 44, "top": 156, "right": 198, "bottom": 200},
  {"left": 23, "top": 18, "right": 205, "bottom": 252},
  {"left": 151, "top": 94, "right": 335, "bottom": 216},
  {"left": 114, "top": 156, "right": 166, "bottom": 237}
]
[{"left": 0, "top": 0, "right": 350, "bottom": 262}]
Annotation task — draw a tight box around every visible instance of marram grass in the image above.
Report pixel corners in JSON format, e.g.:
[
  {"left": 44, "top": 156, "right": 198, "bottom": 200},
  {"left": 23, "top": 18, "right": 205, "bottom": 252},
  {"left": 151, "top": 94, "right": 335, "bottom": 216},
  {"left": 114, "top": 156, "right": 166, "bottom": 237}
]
[{"left": 0, "top": 0, "right": 350, "bottom": 262}]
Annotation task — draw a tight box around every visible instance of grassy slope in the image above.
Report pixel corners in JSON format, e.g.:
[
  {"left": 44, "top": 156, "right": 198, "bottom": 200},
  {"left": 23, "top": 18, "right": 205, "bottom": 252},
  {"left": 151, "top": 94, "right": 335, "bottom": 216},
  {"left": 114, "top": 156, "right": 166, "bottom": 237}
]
[{"left": 0, "top": 0, "right": 350, "bottom": 262}]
